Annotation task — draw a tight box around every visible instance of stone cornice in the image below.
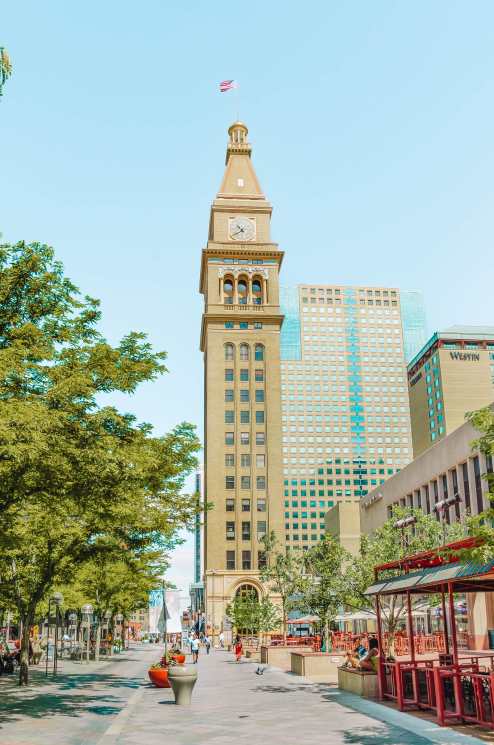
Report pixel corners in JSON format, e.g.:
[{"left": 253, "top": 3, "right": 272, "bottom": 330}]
[
  {"left": 200, "top": 311, "right": 284, "bottom": 351},
  {"left": 199, "top": 244, "right": 284, "bottom": 294}
]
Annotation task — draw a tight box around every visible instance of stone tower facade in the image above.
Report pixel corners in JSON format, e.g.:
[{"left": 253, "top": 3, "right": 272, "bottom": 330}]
[{"left": 199, "top": 122, "right": 284, "bottom": 634}]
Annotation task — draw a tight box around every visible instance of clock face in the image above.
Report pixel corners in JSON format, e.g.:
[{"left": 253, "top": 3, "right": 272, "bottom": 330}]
[{"left": 229, "top": 216, "right": 256, "bottom": 241}]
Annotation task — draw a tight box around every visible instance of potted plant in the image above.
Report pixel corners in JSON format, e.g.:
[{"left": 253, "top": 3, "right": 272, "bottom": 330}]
[
  {"left": 170, "top": 647, "right": 186, "bottom": 664},
  {"left": 148, "top": 652, "right": 174, "bottom": 688}
]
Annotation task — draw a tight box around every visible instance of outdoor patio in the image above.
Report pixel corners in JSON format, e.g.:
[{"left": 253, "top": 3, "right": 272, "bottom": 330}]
[{"left": 365, "top": 537, "right": 494, "bottom": 729}]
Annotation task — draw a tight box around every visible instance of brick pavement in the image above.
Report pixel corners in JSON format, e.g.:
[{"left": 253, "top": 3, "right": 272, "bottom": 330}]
[{"left": 0, "top": 644, "right": 487, "bottom": 745}]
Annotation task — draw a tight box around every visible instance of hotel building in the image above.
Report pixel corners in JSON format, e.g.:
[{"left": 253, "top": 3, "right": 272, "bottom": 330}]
[
  {"left": 279, "top": 285, "right": 426, "bottom": 549},
  {"left": 408, "top": 326, "right": 494, "bottom": 457}
]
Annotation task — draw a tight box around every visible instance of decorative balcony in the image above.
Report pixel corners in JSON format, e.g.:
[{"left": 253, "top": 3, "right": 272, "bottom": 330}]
[{"left": 224, "top": 304, "right": 263, "bottom": 312}]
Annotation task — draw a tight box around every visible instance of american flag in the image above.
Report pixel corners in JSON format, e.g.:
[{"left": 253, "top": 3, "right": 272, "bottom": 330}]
[{"left": 219, "top": 80, "right": 238, "bottom": 93}]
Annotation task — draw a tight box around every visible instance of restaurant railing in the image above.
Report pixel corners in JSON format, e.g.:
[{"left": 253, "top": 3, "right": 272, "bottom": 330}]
[
  {"left": 331, "top": 631, "right": 469, "bottom": 655},
  {"left": 379, "top": 656, "right": 494, "bottom": 728}
]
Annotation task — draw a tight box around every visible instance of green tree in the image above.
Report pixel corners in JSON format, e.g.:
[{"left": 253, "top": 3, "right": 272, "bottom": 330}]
[
  {"left": 260, "top": 531, "right": 307, "bottom": 645},
  {"left": 0, "top": 241, "right": 200, "bottom": 685},
  {"left": 225, "top": 594, "right": 255, "bottom": 636},
  {"left": 348, "top": 506, "right": 464, "bottom": 656},
  {"left": 256, "top": 596, "right": 282, "bottom": 647},
  {"left": 67, "top": 545, "right": 165, "bottom": 657},
  {"left": 301, "top": 536, "right": 353, "bottom": 651},
  {"left": 455, "top": 407, "right": 494, "bottom": 563},
  {"left": 225, "top": 593, "right": 281, "bottom": 647}
]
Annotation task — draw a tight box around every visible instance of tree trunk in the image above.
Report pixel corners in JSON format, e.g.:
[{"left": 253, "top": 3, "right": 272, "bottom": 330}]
[
  {"left": 95, "top": 622, "right": 101, "bottom": 662},
  {"left": 282, "top": 606, "right": 287, "bottom": 646},
  {"left": 108, "top": 620, "right": 114, "bottom": 656},
  {"left": 324, "top": 619, "right": 330, "bottom": 652},
  {"left": 19, "top": 611, "right": 33, "bottom": 686}
]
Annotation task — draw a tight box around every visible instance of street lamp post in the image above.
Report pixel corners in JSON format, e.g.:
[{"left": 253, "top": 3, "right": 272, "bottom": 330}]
[
  {"left": 162, "top": 580, "right": 168, "bottom": 660},
  {"left": 393, "top": 515, "right": 418, "bottom": 553},
  {"left": 434, "top": 493, "right": 462, "bottom": 545},
  {"left": 115, "top": 613, "right": 123, "bottom": 653},
  {"left": 45, "top": 592, "right": 63, "bottom": 676},
  {"left": 52, "top": 592, "right": 63, "bottom": 675},
  {"left": 104, "top": 611, "right": 112, "bottom": 656},
  {"left": 68, "top": 612, "right": 77, "bottom": 658},
  {"left": 81, "top": 604, "right": 93, "bottom": 664}
]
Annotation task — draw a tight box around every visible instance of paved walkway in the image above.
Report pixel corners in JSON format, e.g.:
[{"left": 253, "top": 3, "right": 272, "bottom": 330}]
[{"left": 0, "top": 644, "right": 488, "bottom": 745}]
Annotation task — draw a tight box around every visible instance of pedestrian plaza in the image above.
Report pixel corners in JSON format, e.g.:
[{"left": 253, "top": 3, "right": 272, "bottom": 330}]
[{"left": 0, "top": 644, "right": 488, "bottom": 745}]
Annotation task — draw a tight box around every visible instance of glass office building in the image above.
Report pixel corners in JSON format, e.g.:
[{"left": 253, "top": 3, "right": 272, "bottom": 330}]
[
  {"left": 400, "top": 290, "right": 428, "bottom": 363},
  {"left": 279, "top": 284, "right": 414, "bottom": 548}
]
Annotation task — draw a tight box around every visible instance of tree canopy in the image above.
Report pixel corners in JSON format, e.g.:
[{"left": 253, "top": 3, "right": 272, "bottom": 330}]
[
  {"left": 0, "top": 241, "right": 200, "bottom": 684},
  {"left": 260, "top": 531, "right": 306, "bottom": 644},
  {"left": 301, "top": 536, "right": 353, "bottom": 648}
]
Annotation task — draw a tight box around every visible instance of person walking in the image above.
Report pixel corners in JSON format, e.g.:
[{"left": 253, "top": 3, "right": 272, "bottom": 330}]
[
  {"left": 219, "top": 631, "right": 224, "bottom": 649},
  {"left": 191, "top": 634, "right": 200, "bottom": 664},
  {"left": 234, "top": 635, "right": 243, "bottom": 663},
  {"left": 204, "top": 634, "right": 211, "bottom": 654}
]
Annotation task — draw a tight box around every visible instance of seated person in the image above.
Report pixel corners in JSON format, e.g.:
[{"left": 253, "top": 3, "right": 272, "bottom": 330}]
[
  {"left": 344, "top": 636, "right": 367, "bottom": 668},
  {"left": 359, "top": 637, "right": 379, "bottom": 672}
]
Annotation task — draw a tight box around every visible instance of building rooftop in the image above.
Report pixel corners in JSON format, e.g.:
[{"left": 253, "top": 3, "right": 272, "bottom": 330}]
[{"left": 407, "top": 325, "right": 494, "bottom": 371}]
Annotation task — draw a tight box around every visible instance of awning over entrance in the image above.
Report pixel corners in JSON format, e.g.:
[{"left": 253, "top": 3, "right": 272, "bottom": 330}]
[{"left": 364, "top": 559, "right": 494, "bottom": 596}]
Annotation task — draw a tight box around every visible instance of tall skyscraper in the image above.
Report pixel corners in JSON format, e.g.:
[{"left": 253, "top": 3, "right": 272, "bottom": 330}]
[
  {"left": 408, "top": 326, "right": 494, "bottom": 457},
  {"left": 200, "top": 122, "right": 284, "bottom": 633},
  {"left": 280, "top": 284, "right": 414, "bottom": 548}
]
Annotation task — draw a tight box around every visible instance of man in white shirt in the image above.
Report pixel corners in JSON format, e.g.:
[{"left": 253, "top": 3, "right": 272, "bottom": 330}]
[{"left": 191, "top": 635, "right": 200, "bottom": 664}]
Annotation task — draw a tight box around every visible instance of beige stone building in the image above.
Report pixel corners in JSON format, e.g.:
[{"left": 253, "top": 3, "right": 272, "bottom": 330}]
[
  {"left": 408, "top": 326, "right": 494, "bottom": 457},
  {"left": 129, "top": 607, "right": 150, "bottom": 634},
  {"left": 199, "top": 122, "right": 284, "bottom": 633}
]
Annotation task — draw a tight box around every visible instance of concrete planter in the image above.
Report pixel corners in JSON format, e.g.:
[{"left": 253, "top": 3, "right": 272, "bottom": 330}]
[
  {"left": 260, "top": 646, "right": 312, "bottom": 671},
  {"left": 290, "top": 651, "right": 345, "bottom": 683},
  {"left": 167, "top": 664, "right": 198, "bottom": 705},
  {"left": 337, "top": 667, "right": 379, "bottom": 698}
]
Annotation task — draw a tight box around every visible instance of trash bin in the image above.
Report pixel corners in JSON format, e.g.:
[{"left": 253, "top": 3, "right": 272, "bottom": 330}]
[{"left": 488, "top": 629, "right": 494, "bottom": 649}]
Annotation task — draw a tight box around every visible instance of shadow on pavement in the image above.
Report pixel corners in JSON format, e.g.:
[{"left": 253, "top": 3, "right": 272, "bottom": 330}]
[
  {"left": 0, "top": 690, "right": 123, "bottom": 726},
  {"left": 251, "top": 683, "right": 318, "bottom": 694},
  {"left": 343, "top": 723, "right": 432, "bottom": 745},
  {"left": 0, "top": 672, "right": 144, "bottom": 727}
]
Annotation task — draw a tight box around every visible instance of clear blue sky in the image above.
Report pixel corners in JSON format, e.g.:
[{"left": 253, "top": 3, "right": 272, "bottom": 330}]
[{"left": 2, "top": 1, "right": 493, "bottom": 593}]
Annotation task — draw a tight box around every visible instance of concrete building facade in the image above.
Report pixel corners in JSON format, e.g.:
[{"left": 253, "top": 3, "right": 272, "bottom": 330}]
[
  {"left": 360, "top": 417, "right": 493, "bottom": 534},
  {"left": 407, "top": 326, "right": 494, "bottom": 457},
  {"left": 325, "top": 502, "right": 361, "bottom": 556},
  {"left": 200, "top": 122, "right": 284, "bottom": 634},
  {"left": 279, "top": 284, "right": 419, "bottom": 548}
]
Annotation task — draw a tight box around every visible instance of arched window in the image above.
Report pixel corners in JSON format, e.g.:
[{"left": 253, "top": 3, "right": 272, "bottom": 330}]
[
  {"left": 224, "top": 276, "right": 234, "bottom": 305},
  {"left": 238, "top": 277, "right": 248, "bottom": 305},
  {"left": 240, "top": 343, "right": 249, "bottom": 361},
  {"left": 235, "top": 584, "right": 259, "bottom": 600},
  {"left": 225, "top": 343, "right": 234, "bottom": 361},
  {"left": 255, "top": 344, "right": 264, "bottom": 361},
  {"left": 252, "top": 277, "right": 263, "bottom": 305}
]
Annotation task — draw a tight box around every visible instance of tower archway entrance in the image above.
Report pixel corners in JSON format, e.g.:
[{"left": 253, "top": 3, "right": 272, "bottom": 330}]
[{"left": 232, "top": 584, "right": 259, "bottom": 636}]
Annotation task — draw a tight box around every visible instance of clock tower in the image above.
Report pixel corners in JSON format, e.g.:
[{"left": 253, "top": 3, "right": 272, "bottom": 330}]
[{"left": 199, "top": 122, "right": 284, "bottom": 635}]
